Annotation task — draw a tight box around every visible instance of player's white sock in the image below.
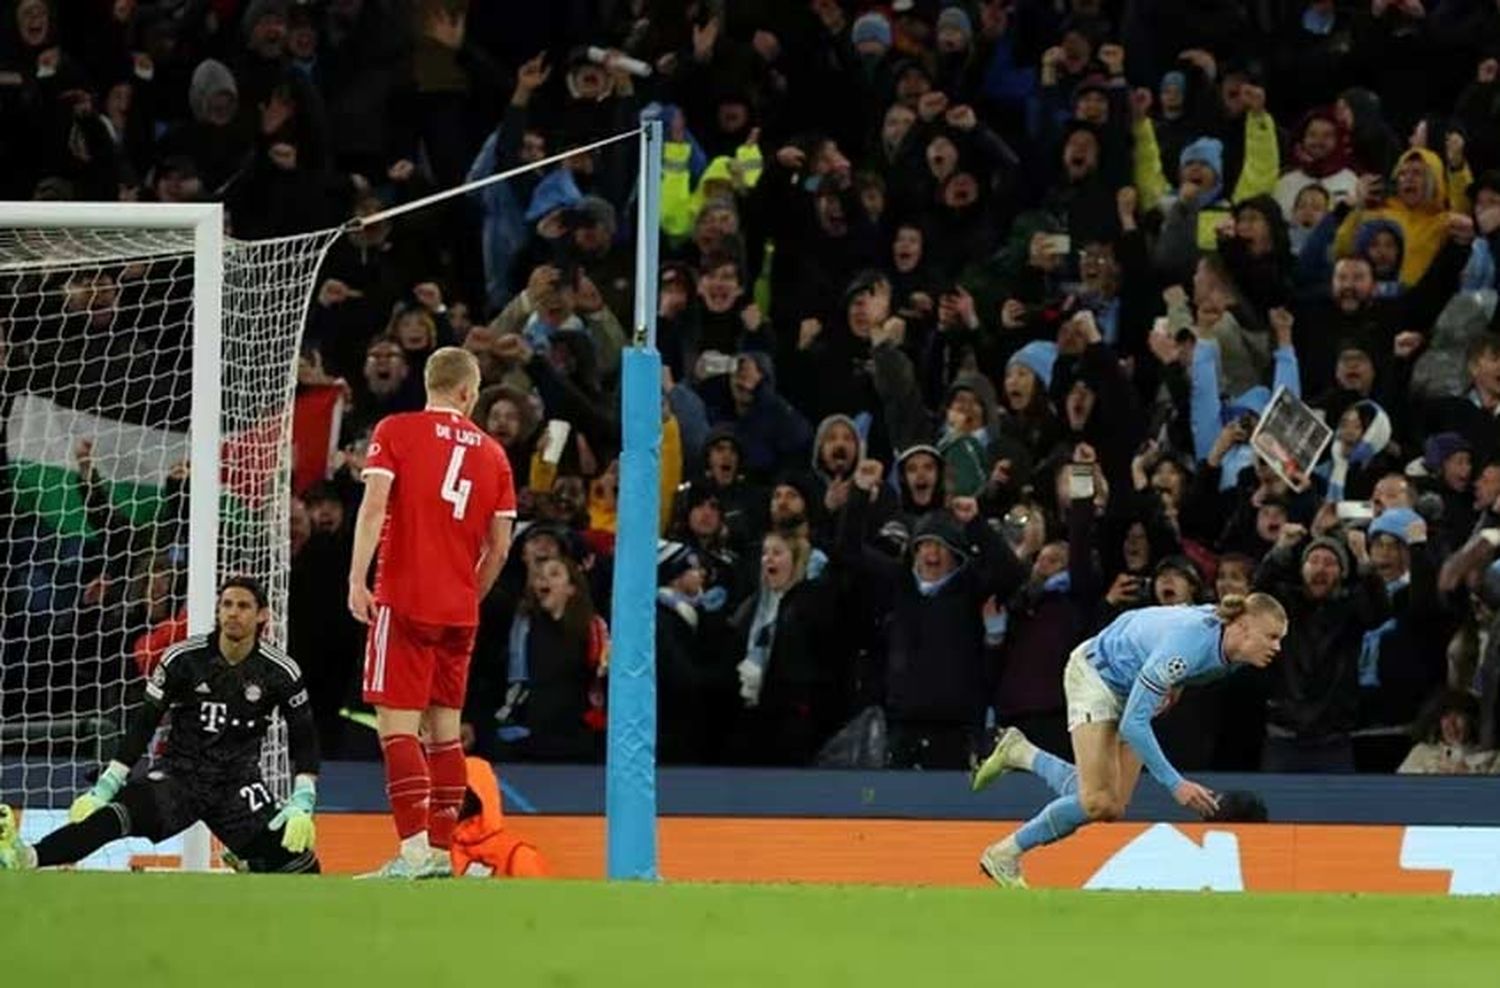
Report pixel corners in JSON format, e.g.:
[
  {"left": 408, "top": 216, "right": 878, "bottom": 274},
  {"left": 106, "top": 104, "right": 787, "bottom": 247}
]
[
  {"left": 995, "top": 834, "right": 1021, "bottom": 858},
  {"left": 20, "top": 845, "right": 38, "bottom": 869},
  {"left": 400, "top": 831, "right": 431, "bottom": 864}
]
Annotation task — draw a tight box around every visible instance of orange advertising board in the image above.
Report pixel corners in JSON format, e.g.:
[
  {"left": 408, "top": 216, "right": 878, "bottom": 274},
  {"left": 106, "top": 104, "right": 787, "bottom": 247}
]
[{"left": 317, "top": 815, "right": 1496, "bottom": 895}]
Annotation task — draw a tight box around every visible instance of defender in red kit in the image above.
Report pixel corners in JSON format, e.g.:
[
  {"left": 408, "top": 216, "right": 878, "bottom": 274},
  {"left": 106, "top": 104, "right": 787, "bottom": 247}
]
[{"left": 347, "top": 347, "right": 516, "bottom": 878}]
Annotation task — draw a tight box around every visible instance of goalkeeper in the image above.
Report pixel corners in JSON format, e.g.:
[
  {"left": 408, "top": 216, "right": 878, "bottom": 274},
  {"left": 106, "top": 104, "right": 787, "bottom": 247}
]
[{"left": 1, "top": 577, "right": 320, "bottom": 874}]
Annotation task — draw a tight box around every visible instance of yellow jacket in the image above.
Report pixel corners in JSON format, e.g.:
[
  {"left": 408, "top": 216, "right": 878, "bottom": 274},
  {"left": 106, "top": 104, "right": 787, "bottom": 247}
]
[
  {"left": 1334, "top": 147, "right": 1466, "bottom": 286},
  {"left": 1133, "top": 110, "right": 1280, "bottom": 250},
  {"left": 660, "top": 140, "right": 763, "bottom": 241}
]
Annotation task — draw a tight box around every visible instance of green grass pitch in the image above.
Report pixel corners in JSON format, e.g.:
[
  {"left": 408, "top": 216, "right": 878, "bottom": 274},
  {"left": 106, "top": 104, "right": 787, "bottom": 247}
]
[{"left": 4, "top": 874, "right": 1498, "bottom": 986}]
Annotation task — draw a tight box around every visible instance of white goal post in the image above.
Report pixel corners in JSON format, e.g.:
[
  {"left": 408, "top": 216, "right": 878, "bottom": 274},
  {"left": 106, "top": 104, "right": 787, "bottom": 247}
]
[
  {"left": 0, "top": 202, "right": 225, "bottom": 660},
  {"left": 0, "top": 202, "right": 337, "bottom": 870}
]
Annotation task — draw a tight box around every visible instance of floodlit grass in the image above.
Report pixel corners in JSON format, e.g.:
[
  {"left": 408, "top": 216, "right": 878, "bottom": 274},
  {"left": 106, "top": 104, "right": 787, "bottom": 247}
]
[{"left": 4, "top": 873, "right": 1498, "bottom": 986}]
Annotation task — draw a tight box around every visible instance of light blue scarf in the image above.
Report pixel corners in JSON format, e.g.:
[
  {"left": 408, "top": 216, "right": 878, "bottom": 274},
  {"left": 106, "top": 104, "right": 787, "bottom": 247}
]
[
  {"left": 746, "top": 549, "right": 827, "bottom": 670},
  {"left": 658, "top": 587, "right": 700, "bottom": 628},
  {"left": 1461, "top": 239, "right": 1495, "bottom": 292},
  {"left": 1317, "top": 440, "right": 1379, "bottom": 502},
  {"left": 1358, "top": 573, "right": 1410, "bottom": 687},
  {"left": 744, "top": 587, "right": 783, "bottom": 671},
  {"left": 985, "top": 607, "right": 1008, "bottom": 645},
  {"left": 498, "top": 614, "right": 533, "bottom": 741}
]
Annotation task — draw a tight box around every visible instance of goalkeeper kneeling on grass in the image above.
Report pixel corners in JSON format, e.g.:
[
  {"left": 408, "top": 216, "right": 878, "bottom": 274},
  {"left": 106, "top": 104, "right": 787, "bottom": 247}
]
[{"left": 1, "top": 577, "right": 321, "bottom": 874}]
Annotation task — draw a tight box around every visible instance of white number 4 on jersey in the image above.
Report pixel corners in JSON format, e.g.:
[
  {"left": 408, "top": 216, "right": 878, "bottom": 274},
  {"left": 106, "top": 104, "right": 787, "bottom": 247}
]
[{"left": 441, "top": 446, "right": 473, "bottom": 520}]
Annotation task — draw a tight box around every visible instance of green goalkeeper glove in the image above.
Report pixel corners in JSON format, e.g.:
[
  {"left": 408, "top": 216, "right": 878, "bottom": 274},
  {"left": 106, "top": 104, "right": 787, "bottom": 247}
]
[
  {"left": 69, "top": 761, "right": 128, "bottom": 823},
  {"left": 268, "top": 775, "right": 317, "bottom": 853}
]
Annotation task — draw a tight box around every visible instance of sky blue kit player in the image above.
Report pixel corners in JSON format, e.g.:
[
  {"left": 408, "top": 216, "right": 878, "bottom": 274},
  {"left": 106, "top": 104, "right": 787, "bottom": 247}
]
[{"left": 971, "top": 595, "right": 1288, "bottom": 887}]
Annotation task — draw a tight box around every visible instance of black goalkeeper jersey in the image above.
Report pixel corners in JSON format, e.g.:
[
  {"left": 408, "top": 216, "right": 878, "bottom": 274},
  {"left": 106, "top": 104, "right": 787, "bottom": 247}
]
[{"left": 145, "top": 635, "right": 311, "bottom": 782}]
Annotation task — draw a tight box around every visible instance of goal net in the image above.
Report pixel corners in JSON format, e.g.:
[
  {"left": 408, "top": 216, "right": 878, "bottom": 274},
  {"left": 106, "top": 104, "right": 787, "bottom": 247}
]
[
  {"left": 0, "top": 121, "right": 657, "bottom": 876},
  {"left": 0, "top": 206, "right": 338, "bottom": 864}
]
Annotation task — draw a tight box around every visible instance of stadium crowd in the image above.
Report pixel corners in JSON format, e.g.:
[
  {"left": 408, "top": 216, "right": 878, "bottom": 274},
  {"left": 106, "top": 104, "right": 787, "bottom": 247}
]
[{"left": 5, "top": 0, "right": 1500, "bottom": 776}]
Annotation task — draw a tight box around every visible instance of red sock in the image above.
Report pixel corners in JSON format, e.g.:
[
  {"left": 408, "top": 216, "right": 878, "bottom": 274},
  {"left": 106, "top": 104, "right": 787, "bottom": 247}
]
[
  {"left": 426, "top": 739, "right": 465, "bottom": 850},
  {"left": 380, "top": 733, "right": 430, "bottom": 840}
]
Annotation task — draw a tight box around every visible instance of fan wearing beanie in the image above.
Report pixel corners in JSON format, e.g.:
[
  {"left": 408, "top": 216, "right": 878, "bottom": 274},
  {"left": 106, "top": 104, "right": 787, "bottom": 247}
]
[
  {"left": 656, "top": 540, "right": 739, "bottom": 763},
  {"left": 1252, "top": 520, "right": 1392, "bottom": 773}
]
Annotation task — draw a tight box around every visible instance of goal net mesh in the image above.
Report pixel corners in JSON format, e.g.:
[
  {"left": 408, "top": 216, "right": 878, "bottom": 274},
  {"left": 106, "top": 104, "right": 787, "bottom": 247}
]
[{"left": 0, "top": 224, "right": 339, "bottom": 828}]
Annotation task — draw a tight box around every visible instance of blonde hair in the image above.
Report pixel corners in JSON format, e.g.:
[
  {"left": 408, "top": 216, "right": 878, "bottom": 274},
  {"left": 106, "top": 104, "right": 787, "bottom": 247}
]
[
  {"left": 388, "top": 306, "right": 437, "bottom": 348},
  {"left": 764, "top": 529, "right": 812, "bottom": 587},
  {"left": 1216, "top": 591, "right": 1287, "bottom": 627},
  {"left": 424, "top": 346, "right": 480, "bottom": 398}
]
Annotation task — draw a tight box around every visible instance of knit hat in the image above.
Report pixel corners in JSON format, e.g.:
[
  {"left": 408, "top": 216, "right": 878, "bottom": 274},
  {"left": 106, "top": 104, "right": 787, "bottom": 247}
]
[
  {"left": 569, "top": 195, "right": 618, "bottom": 239},
  {"left": 657, "top": 540, "right": 702, "bottom": 586},
  {"left": 851, "top": 12, "right": 893, "bottom": 49},
  {"left": 876, "top": 519, "right": 911, "bottom": 556},
  {"left": 911, "top": 513, "right": 969, "bottom": 562},
  {"left": 1354, "top": 218, "right": 1404, "bottom": 267},
  {"left": 844, "top": 268, "right": 890, "bottom": 308},
  {"left": 1154, "top": 554, "right": 1203, "bottom": 592},
  {"left": 1160, "top": 70, "right": 1187, "bottom": 96},
  {"left": 1220, "top": 385, "right": 1271, "bottom": 426},
  {"left": 1369, "top": 507, "right": 1421, "bottom": 546},
  {"left": 772, "top": 470, "right": 823, "bottom": 526},
  {"left": 1179, "top": 136, "right": 1224, "bottom": 179},
  {"left": 897, "top": 444, "right": 943, "bottom": 468},
  {"left": 1423, "top": 432, "right": 1471, "bottom": 473},
  {"left": 524, "top": 167, "right": 584, "bottom": 222},
  {"left": 937, "top": 7, "right": 973, "bottom": 41},
  {"left": 1302, "top": 535, "right": 1351, "bottom": 578},
  {"left": 1007, "top": 341, "right": 1058, "bottom": 389}
]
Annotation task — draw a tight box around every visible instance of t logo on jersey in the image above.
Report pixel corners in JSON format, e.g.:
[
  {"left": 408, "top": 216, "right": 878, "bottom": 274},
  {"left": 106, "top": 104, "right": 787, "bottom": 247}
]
[{"left": 199, "top": 701, "right": 229, "bottom": 733}]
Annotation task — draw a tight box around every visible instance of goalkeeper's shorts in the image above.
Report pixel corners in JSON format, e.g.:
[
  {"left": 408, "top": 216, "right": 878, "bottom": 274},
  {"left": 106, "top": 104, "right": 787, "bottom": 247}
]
[{"left": 114, "top": 769, "right": 315, "bottom": 873}]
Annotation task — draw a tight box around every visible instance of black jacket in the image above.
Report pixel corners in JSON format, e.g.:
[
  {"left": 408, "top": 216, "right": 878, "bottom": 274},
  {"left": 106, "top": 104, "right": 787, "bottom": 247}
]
[
  {"left": 1360, "top": 546, "right": 1448, "bottom": 727},
  {"left": 727, "top": 566, "right": 848, "bottom": 766},
  {"left": 839, "top": 495, "right": 1026, "bottom": 726},
  {"left": 1255, "top": 541, "right": 1390, "bottom": 740}
]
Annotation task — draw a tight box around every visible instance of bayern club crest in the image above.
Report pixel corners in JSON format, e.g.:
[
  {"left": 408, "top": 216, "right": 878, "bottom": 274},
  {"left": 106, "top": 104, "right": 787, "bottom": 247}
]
[{"left": 244, "top": 683, "right": 262, "bottom": 703}]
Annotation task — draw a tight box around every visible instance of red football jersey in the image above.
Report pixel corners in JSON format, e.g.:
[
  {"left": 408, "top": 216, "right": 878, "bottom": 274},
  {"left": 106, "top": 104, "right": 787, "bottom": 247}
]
[{"left": 363, "top": 408, "right": 516, "bottom": 626}]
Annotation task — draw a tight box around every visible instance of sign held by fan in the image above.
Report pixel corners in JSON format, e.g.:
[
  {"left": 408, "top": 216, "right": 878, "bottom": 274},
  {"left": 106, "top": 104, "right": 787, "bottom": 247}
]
[{"left": 1249, "top": 386, "right": 1332, "bottom": 493}]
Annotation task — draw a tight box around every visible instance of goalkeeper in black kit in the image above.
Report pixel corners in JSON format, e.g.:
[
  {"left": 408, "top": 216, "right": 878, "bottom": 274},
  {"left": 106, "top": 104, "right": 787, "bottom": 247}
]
[{"left": 0, "top": 577, "right": 321, "bottom": 873}]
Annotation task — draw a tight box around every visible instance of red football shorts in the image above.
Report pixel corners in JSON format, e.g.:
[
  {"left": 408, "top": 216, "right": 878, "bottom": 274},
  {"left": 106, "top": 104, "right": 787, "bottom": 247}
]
[{"left": 362, "top": 605, "right": 477, "bottom": 710}]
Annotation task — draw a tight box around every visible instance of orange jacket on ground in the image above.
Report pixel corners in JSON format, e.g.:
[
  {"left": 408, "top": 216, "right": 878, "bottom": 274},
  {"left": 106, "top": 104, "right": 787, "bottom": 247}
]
[{"left": 450, "top": 757, "right": 549, "bottom": 878}]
